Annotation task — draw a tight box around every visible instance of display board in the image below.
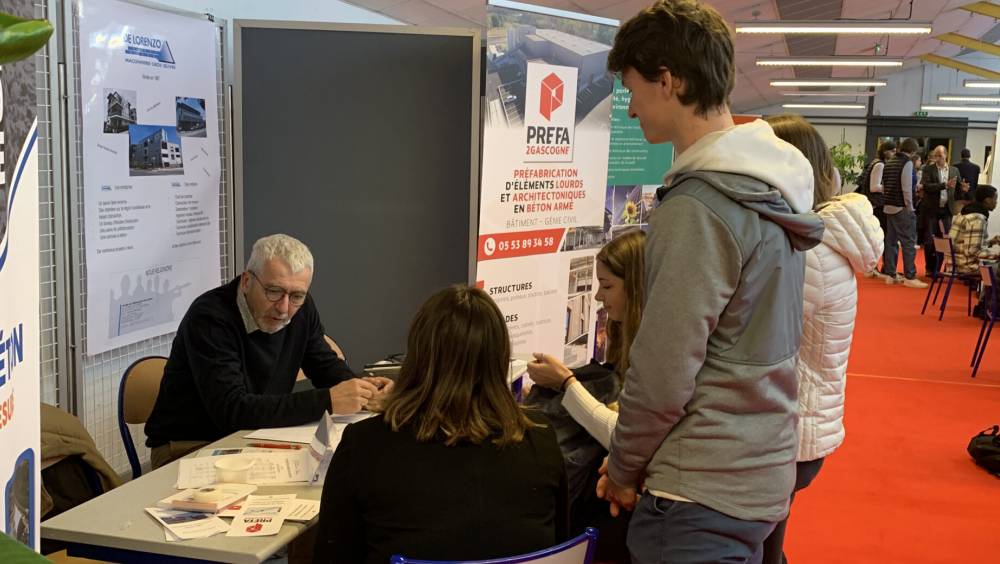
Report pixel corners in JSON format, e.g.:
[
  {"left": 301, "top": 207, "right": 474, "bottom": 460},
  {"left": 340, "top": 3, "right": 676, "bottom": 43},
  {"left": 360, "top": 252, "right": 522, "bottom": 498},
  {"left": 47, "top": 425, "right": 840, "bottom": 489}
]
[
  {"left": 0, "top": 0, "right": 41, "bottom": 548},
  {"left": 235, "top": 22, "right": 480, "bottom": 368},
  {"left": 477, "top": 0, "right": 618, "bottom": 367},
  {"left": 78, "top": 0, "right": 222, "bottom": 355}
]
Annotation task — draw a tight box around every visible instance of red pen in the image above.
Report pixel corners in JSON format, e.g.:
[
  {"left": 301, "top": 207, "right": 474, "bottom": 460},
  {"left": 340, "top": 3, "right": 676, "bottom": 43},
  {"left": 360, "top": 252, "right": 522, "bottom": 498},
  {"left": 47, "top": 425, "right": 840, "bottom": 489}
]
[{"left": 247, "top": 442, "right": 302, "bottom": 449}]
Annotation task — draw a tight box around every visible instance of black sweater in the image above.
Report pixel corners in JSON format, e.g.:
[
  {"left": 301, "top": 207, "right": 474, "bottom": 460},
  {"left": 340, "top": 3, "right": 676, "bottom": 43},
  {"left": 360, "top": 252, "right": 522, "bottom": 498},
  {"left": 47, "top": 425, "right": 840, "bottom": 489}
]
[
  {"left": 312, "top": 415, "right": 568, "bottom": 564},
  {"left": 144, "top": 277, "right": 354, "bottom": 447}
]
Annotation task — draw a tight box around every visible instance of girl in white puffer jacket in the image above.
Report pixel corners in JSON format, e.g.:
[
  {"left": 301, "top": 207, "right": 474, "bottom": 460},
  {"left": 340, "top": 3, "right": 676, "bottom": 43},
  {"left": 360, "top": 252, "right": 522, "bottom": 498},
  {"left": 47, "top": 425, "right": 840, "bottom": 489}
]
[{"left": 761, "top": 115, "right": 885, "bottom": 564}]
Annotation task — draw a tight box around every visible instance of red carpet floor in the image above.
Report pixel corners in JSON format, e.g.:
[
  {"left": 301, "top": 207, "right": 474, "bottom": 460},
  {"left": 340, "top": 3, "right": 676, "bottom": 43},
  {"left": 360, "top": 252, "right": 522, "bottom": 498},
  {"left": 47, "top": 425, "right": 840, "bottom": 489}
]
[{"left": 783, "top": 272, "right": 1000, "bottom": 563}]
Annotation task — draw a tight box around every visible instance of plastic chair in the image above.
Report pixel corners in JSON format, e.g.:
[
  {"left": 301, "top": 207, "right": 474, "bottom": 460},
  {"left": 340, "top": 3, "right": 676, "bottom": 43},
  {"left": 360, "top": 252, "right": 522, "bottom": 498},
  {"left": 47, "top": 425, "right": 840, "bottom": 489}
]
[
  {"left": 117, "top": 356, "right": 167, "bottom": 479},
  {"left": 972, "top": 264, "right": 999, "bottom": 378},
  {"left": 921, "top": 236, "right": 977, "bottom": 320},
  {"left": 390, "top": 528, "right": 599, "bottom": 564}
]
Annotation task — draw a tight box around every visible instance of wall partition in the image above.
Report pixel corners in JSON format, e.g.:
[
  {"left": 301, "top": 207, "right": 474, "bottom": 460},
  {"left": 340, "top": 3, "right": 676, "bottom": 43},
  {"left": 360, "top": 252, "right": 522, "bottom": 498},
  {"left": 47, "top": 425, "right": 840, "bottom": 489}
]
[{"left": 234, "top": 21, "right": 481, "bottom": 367}]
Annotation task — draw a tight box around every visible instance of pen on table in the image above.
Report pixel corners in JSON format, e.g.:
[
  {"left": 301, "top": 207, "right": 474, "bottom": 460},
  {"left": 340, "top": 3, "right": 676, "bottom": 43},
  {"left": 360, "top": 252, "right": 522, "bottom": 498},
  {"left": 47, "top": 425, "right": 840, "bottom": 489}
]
[{"left": 247, "top": 442, "right": 302, "bottom": 449}]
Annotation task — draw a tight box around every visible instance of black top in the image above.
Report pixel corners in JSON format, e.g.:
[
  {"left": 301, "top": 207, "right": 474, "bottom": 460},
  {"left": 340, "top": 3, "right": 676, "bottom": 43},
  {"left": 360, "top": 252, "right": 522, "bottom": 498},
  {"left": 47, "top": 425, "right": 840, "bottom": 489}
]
[
  {"left": 882, "top": 153, "right": 909, "bottom": 208},
  {"left": 312, "top": 415, "right": 568, "bottom": 564},
  {"left": 144, "top": 277, "right": 354, "bottom": 447},
  {"left": 956, "top": 159, "right": 981, "bottom": 197}
]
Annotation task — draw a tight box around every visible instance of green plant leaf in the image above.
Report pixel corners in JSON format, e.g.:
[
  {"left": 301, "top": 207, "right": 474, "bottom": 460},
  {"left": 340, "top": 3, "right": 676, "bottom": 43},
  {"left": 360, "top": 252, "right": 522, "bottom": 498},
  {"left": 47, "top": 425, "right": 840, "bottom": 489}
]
[{"left": 0, "top": 12, "right": 54, "bottom": 66}]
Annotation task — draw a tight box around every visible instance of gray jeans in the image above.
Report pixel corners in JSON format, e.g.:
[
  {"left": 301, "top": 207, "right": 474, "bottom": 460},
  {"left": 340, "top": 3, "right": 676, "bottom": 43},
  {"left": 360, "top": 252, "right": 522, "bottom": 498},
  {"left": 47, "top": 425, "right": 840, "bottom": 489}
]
[
  {"left": 627, "top": 494, "right": 776, "bottom": 564},
  {"left": 882, "top": 210, "right": 917, "bottom": 280}
]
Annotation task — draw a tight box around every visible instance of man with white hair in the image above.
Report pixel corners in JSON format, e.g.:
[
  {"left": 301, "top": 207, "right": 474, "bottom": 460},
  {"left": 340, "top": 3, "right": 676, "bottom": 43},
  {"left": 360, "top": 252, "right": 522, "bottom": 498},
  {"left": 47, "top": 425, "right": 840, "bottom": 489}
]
[{"left": 145, "top": 234, "right": 388, "bottom": 468}]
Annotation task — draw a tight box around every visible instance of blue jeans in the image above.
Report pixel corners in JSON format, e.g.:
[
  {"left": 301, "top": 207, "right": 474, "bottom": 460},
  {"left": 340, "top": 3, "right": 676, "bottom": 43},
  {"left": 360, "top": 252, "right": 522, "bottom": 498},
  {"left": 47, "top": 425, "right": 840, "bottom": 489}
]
[
  {"left": 627, "top": 494, "right": 776, "bottom": 564},
  {"left": 882, "top": 210, "right": 917, "bottom": 280}
]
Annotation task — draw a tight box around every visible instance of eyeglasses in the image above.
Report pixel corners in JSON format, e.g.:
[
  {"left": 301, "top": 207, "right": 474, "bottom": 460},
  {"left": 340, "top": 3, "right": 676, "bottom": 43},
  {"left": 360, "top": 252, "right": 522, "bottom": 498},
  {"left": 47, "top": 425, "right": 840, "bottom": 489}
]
[{"left": 248, "top": 271, "right": 307, "bottom": 306}]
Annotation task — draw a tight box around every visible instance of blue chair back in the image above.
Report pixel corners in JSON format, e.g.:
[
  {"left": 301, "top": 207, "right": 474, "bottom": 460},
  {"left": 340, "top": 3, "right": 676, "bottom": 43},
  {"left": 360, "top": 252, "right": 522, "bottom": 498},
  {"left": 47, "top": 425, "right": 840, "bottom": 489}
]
[
  {"left": 117, "top": 356, "right": 167, "bottom": 480},
  {"left": 390, "top": 528, "right": 599, "bottom": 564}
]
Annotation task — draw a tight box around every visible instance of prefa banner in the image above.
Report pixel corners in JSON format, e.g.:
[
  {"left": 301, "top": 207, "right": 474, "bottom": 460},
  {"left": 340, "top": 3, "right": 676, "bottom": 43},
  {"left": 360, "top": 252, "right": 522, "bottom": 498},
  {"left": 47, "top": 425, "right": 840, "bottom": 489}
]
[
  {"left": 79, "top": 0, "right": 220, "bottom": 355},
  {"left": 478, "top": 0, "right": 617, "bottom": 367},
  {"left": 0, "top": 0, "right": 42, "bottom": 549}
]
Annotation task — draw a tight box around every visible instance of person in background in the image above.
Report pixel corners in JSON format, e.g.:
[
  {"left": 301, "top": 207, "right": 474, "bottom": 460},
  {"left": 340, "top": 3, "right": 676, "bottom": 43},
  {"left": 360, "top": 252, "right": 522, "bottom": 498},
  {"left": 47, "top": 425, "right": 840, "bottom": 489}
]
[
  {"left": 144, "top": 234, "right": 390, "bottom": 468},
  {"left": 949, "top": 184, "right": 1000, "bottom": 275},
  {"left": 879, "top": 138, "right": 926, "bottom": 288},
  {"left": 526, "top": 230, "right": 645, "bottom": 561},
  {"left": 955, "top": 148, "right": 981, "bottom": 203},
  {"left": 919, "top": 146, "right": 960, "bottom": 278},
  {"left": 599, "top": 1, "right": 825, "bottom": 561},
  {"left": 761, "top": 114, "right": 884, "bottom": 564},
  {"left": 312, "top": 285, "right": 567, "bottom": 564},
  {"left": 859, "top": 140, "right": 894, "bottom": 278}
]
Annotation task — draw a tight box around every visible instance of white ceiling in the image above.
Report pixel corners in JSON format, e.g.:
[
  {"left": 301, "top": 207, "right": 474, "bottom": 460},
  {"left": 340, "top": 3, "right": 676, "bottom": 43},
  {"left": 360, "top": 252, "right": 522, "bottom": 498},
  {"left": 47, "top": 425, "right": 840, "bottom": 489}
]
[{"left": 340, "top": 0, "right": 1000, "bottom": 112}]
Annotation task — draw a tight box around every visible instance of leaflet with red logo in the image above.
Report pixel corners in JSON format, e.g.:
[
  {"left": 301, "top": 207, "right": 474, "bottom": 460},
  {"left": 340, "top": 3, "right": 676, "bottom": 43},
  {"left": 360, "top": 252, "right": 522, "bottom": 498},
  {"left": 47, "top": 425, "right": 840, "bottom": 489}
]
[{"left": 225, "top": 495, "right": 289, "bottom": 537}]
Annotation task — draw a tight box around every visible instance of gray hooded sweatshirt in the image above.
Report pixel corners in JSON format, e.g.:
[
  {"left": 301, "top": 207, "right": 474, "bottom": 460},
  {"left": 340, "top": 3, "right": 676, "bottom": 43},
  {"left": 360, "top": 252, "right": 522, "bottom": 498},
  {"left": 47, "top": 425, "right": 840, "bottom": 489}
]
[{"left": 607, "top": 119, "right": 826, "bottom": 523}]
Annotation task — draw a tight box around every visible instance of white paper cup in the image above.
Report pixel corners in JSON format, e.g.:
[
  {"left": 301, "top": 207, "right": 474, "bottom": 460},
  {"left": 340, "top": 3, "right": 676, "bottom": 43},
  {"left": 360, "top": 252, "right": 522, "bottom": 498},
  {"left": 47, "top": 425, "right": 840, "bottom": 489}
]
[{"left": 214, "top": 457, "right": 253, "bottom": 483}]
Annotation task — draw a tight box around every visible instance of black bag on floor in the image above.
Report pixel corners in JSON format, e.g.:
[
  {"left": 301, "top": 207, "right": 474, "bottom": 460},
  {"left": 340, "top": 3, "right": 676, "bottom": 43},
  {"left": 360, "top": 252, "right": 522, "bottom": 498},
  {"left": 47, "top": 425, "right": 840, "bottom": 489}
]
[{"left": 967, "top": 425, "right": 1000, "bottom": 476}]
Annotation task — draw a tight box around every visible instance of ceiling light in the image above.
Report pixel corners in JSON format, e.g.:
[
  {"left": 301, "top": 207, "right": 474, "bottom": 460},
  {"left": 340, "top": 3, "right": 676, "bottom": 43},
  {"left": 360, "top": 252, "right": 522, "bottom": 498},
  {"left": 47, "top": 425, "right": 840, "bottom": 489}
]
[
  {"left": 938, "top": 94, "right": 1000, "bottom": 103},
  {"left": 735, "top": 20, "right": 932, "bottom": 35},
  {"left": 757, "top": 56, "right": 903, "bottom": 67},
  {"left": 770, "top": 79, "right": 887, "bottom": 87},
  {"left": 783, "top": 103, "right": 866, "bottom": 109},
  {"left": 964, "top": 80, "right": 1000, "bottom": 89},
  {"left": 780, "top": 91, "right": 876, "bottom": 97},
  {"left": 922, "top": 105, "right": 1000, "bottom": 113}
]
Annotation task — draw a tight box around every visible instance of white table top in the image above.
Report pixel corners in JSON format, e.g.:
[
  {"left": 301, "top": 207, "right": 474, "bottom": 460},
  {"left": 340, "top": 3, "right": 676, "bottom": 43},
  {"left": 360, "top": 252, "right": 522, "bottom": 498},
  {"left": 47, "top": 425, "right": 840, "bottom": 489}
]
[{"left": 41, "top": 431, "right": 323, "bottom": 564}]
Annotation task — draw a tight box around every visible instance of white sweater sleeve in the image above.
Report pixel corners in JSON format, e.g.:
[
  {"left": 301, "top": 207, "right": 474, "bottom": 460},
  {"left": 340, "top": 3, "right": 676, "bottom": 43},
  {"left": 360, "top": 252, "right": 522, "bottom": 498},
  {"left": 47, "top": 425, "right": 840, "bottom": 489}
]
[
  {"left": 870, "top": 162, "right": 885, "bottom": 193},
  {"left": 560, "top": 380, "right": 619, "bottom": 450}
]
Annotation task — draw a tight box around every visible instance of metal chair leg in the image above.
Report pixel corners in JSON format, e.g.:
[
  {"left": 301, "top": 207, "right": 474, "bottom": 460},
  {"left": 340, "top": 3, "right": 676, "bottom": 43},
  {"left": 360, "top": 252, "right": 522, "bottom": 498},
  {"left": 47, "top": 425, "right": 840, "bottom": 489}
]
[
  {"left": 973, "top": 315, "right": 990, "bottom": 366},
  {"left": 972, "top": 317, "right": 995, "bottom": 378},
  {"left": 921, "top": 274, "right": 937, "bottom": 315},
  {"left": 939, "top": 275, "right": 956, "bottom": 321}
]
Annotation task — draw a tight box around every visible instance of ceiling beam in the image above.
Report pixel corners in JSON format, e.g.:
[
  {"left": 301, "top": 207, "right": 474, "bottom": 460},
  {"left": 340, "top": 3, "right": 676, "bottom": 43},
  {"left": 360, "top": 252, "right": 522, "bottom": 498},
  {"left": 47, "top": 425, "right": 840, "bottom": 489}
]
[
  {"left": 920, "top": 54, "right": 1000, "bottom": 80},
  {"left": 959, "top": 1, "right": 1000, "bottom": 19},
  {"left": 936, "top": 32, "right": 1000, "bottom": 57}
]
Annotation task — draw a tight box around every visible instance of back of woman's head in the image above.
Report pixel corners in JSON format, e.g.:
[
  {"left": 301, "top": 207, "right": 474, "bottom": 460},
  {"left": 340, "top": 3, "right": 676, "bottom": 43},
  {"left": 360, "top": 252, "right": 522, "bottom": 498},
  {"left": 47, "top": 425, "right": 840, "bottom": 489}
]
[
  {"left": 877, "top": 140, "right": 897, "bottom": 162},
  {"left": 765, "top": 113, "right": 837, "bottom": 209},
  {"left": 383, "top": 285, "right": 535, "bottom": 446}
]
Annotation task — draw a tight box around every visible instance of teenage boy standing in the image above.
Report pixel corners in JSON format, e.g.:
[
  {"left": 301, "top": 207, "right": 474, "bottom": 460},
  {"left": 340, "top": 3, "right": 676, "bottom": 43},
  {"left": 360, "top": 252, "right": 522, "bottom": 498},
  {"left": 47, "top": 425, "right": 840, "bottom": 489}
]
[{"left": 597, "top": 1, "right": 825, "bottom": 561}]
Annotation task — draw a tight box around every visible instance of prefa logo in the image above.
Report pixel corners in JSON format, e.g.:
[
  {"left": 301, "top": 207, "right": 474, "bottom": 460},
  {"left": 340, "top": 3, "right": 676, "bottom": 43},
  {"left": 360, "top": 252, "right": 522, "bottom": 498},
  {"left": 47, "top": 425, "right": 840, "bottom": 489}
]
[
  {"left": 539, "top": 73, "right": 563, "bottom": 121},
  {"left": 523, "top": 63, "right": 577, "bottom": 162}
]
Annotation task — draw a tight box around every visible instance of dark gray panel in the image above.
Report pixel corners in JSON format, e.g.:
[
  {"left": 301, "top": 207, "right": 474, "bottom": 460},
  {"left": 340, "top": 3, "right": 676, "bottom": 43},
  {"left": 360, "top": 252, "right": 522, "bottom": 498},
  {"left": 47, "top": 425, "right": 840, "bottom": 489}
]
[{"left": 241, "top": 27, "right": 475, "bottom": 367}]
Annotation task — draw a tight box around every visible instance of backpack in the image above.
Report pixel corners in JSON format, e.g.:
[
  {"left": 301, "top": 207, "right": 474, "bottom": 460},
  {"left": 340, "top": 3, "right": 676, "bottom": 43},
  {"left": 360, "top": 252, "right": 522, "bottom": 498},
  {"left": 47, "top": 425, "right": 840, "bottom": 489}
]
[{"left": 967, "top": 425, "right": 1000, "bottom": 476}]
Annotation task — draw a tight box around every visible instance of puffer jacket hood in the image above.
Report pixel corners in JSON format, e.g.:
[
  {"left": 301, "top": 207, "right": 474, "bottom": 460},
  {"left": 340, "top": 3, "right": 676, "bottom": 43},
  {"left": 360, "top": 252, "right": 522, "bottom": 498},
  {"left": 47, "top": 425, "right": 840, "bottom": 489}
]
[{"left": 815, "top": 193, "right": 883, "bottom": 273}]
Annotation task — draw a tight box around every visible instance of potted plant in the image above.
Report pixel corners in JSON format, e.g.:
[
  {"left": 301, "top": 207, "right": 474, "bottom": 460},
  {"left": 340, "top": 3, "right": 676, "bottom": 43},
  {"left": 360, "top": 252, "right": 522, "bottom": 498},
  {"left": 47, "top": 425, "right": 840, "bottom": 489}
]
[{"left": 830, "top": 142, "right": 868, "bottom": 190}]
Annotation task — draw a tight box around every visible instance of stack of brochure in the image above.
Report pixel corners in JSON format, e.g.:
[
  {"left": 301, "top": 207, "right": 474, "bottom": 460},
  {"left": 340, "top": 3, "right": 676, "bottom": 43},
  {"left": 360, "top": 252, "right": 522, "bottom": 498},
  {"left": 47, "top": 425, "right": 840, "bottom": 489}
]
[
  {"left": 307, "top": 411, "right": 376, "bottom": 486},
  {"left": 146, "top": 491, "right": 321, "bottom": 541}
]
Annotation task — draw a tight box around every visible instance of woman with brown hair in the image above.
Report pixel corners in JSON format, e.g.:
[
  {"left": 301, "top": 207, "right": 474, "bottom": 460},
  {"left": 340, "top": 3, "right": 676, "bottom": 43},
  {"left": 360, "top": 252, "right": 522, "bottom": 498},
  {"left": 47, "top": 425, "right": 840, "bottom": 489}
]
[
  {"left": 312, "top": 285, "right": 567, "bottom": 564},
  {"left": 525, "top": 229, "right": 645, "bottom": 560},
  {"left": 760, "top": 114, "right": 883, "bottom": 564}
]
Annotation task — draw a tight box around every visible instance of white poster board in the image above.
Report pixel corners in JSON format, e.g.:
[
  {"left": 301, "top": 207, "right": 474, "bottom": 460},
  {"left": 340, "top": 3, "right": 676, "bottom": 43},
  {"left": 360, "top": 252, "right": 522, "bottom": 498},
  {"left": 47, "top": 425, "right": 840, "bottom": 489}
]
[
  {"left": 478, "top": 0, "right": 617, "bottom": 367},
  {"left": 78, "top": 0, "right": 221, "bottom": 355},
  {"left": 0, "top": 46, "right": 42, "bottom": 549}
]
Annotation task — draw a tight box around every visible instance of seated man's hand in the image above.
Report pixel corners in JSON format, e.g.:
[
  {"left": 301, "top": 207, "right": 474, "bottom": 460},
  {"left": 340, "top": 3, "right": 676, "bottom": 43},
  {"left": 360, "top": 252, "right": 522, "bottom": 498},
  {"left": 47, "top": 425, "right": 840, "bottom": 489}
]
[
  {"left": 527, "top": 352, "right": 574, "bottom": 390},
  {"left": 595, "top": 457, "right": 639, "bottom": 517},
  {"left": 362, "top": 376, "right": 394, "bottom": 412},
  {"left": 328, "top": 378, "right": 379, "bottom": 414}
]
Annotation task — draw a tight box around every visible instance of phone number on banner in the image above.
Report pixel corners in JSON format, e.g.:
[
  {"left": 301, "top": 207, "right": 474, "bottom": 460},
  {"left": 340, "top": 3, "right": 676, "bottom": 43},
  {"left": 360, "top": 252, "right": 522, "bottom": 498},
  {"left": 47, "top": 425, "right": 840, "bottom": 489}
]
[{"left": 478, "top": 229, "right": 565, "bottom": 261}]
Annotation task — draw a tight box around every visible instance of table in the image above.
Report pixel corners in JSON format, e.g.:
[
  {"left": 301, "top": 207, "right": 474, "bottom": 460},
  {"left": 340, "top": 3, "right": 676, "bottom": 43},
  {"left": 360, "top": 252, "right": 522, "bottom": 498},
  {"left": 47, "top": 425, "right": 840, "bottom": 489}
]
[{"left": 41, "top": 431, "right": 321, "bottom": 563}]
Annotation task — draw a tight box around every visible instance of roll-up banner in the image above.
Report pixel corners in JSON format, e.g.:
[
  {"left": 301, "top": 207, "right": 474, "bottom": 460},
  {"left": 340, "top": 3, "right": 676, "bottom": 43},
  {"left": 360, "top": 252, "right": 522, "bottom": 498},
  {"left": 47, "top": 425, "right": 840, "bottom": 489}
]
[
  {"left": 78, "top": 0, "right": 221, "bottom": 355},
  {"left": 478, "top": 0, "right": 619, "bottom": 369},
  {"left": 0, "top": 0, "right": 42, "bottom": 550}
]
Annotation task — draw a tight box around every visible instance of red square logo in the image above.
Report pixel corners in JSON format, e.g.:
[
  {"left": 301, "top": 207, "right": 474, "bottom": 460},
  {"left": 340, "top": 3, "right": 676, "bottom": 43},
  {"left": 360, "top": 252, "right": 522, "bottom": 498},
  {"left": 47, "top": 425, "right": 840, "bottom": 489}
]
[{"left": 539, "top": 72, "right": 563, "bottom": 121}]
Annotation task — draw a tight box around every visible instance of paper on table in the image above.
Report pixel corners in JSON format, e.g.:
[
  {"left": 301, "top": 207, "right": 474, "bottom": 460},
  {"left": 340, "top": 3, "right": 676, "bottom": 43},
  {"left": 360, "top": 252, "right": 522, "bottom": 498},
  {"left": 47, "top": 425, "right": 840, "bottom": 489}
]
[
  {"left": 145, "top": 507, "right": 228, "bottom": 540},
  {"left": 176, "top": 452, "right": 313, "bottom": 489},
  {"left": 244, "top": 424, "right": 318, "bottom": 444},
  {"left": 196, "top": 447, "right": 282, "bottom": 457},
  {"left": 285, "top": 499, "right": 321, "bottom": 522},
  {"left": 225, "top": 495, "right": 289, "bottom": 537},
  {"left": 218, "top": 494, "right": 296, "bottom": 518}
]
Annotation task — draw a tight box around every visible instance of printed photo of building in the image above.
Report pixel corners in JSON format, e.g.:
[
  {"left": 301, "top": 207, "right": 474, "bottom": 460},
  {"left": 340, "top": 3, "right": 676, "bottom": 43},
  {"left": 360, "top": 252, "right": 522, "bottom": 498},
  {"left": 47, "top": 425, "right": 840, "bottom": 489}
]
[
  {"left": 175, "top": 97, "right": 207, "bottom": 137},
  {"left": 103, "top": 89, "right": 137, "bottom": 134},
  {"left": 128, "top": 124, "right": 183, "bottom": 176}
]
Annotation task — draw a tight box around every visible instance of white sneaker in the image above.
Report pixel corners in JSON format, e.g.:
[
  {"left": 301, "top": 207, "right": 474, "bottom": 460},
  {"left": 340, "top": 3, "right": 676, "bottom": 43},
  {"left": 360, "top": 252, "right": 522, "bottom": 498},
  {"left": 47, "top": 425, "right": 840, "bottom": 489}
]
[
  {"left": 864, "top": 270, "right": 879, "bottom": 278},
  {"left": 879, "top": 273, "right": 899, "bottom": 284},
  {"left": 903, "top": 278, "right": 929, "bottom": 289}
]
